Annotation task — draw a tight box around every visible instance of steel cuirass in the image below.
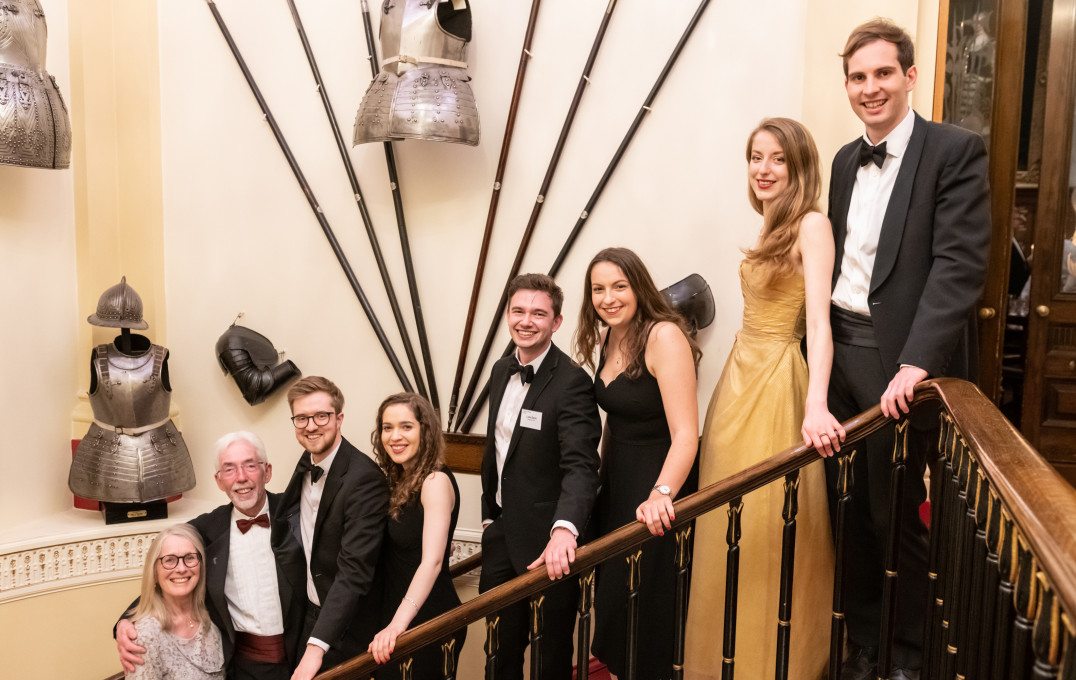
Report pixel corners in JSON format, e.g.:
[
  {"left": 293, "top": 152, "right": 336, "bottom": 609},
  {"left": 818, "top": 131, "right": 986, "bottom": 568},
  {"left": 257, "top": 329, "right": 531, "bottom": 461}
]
[
  {"left": 69, "top": 337, "right": 196, "bottom": 503},
  {"left": 0, "top": 0, "right": 71, "bottom": 169},
  {"left": 353, "top": 0, "right": 479, "bottom": 146}
]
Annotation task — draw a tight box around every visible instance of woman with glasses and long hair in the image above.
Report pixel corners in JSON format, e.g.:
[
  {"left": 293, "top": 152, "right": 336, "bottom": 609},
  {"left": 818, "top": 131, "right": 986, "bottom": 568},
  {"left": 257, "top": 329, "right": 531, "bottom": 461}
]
[
  {"left": 367, "top": 393, "right": 465, "bottom": 678},
  {"left": 683, "top": 118, "right": 843, "bottom": 679},
  {"left": 574, "top": 246, "right": 702, "bottom": 680},
  {"left": 127, "top": 523, "right": 223, "bottom": 679}
]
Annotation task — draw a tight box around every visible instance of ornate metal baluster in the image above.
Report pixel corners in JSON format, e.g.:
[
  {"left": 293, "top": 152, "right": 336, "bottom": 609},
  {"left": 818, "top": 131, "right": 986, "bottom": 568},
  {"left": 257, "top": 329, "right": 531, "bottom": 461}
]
[
  {"left": 991, "top": 508, "right": 1018, "bottom": 680},
  {"left": 941, "top": 437, "right": 971, "bottom": 678},
  {"left": 830, "top": 451, "right": 856, "bottom": 680},
  {"left": 1058, "top": 615, "right": 1075, "bottom": 680},
  {"left": 973, "top": 481, "right": 1002, "bottom": 680},
  {"left": 624, "top": 549, "right": 643, "bottom": 680},
  {"left": 877, "top": 420, "right": 909, "bottom": 678},
  {"left": 1010, "top": 541, "right": 1039, "bottom": 677},
  {"left": 529, "top": 594, "right": 545, "bottom": 680},
  {"left": 576, "top": 570, "right": 595, "bottom": 680},
  {"left": 956, "top": 460, "right": 988, "bottom": 679},
  {"left": 775, "top": 471, "right": 799, "bottom": 680},
  {"left": 484, "top": 615, "right": 500, "bottom": 680},
  {"left": 673, "top": 525, "right": 694, "bottom": 680},
  {"left": 723, "top": 498, "right": 744, "bottom": 680},
  {"left": 923, "top": 413, "right": 953, "bottom": 676},
  {"left": 441, "top": 637, "right": 457, "bottom": 680},
  {"left": 398, "top": 657, "right": 413, "bottom": 680},
  {"left": 1032, "top": 573, "right": 1062, "bottom": 679}
]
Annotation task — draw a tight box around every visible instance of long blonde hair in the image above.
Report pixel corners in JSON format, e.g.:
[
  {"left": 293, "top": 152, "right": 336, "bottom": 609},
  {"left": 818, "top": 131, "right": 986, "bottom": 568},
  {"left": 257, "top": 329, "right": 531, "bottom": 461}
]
[
  {"left": 742, "top": 118, "right": 822, "bottom": 284},
  {"left": 132, "top": 524, "right": 212, "bottom": 633}
]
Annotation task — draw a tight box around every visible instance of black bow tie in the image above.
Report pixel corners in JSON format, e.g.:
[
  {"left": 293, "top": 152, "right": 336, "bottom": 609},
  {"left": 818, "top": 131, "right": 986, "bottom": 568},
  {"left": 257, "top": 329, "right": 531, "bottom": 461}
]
[
  {"left": 298, "top": 456, "right": 324, "bottom": 483},
  {"left": 507, "top": 360, "right": 535, "bottom": 385},
  {"left": 236, "top": 513, "right": 270, "bottom": 534},
  {"left": 858, "top": 139, "right": 887, "bottom": 168}
]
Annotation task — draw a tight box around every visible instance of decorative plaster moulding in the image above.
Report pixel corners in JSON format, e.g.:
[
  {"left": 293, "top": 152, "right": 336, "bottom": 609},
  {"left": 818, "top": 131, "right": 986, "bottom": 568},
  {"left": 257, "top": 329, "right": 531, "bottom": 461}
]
[{"left": 0, "top": 507, "right": 482, "bottom": 602}]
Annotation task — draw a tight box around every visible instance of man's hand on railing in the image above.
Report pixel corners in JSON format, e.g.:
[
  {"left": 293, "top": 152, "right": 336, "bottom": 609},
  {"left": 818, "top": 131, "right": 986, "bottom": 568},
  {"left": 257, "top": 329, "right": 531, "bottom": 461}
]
[
  {"left": 881, "top": 365, "right": 929, "bottom": 419},
  {"left": 637, "top": 490, "right": 674, "bottom": 537},
  {"left": 116, "top": 618, "right": 144, "bottom": 673},
  {"left": 527, "top": 526, "right": 577, "bottom": 580},
  {"left": 291, "top": 644, "right": 324, "bottom": 680}
]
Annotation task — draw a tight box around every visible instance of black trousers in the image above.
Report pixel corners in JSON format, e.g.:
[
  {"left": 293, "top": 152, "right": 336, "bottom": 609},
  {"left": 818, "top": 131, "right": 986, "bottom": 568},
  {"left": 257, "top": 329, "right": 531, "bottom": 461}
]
[
  {"left": 479, "top": 518, "right": 580, "bottom": 680},
  {"left": 229, "top": 655, "right": 291, "bottom": 680},
  {"left": 825, "top": 338, "right": 931, "bottom": 670}
]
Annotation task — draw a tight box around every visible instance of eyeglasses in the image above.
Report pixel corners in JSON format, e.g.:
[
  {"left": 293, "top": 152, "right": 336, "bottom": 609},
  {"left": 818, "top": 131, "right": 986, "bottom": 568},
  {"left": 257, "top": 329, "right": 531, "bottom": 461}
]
[
  {"left": 158, "top": 552, "right": 201, "bottom": 570},
  {"left": 291, "top": 411, "right": 335, "bottom": 428},
  {"left": 216, "top": 461, "right": 266, "bottom": 479}
]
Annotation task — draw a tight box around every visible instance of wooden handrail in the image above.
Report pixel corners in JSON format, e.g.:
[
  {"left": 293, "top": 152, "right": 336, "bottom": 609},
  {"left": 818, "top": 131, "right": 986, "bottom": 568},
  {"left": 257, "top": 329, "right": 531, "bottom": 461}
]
[{"left": 324, "top": 378, "right": 1066, "bottom": 679}]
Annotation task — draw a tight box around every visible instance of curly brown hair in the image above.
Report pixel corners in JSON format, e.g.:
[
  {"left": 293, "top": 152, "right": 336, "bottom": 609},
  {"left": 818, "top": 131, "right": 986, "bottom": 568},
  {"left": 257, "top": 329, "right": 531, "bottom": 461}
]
[
  {"left": 573, "top": 247, "right": 701, "bottom": 378},
  {"left": 371, "top": 392, "right": 445, "bottom": 520}
]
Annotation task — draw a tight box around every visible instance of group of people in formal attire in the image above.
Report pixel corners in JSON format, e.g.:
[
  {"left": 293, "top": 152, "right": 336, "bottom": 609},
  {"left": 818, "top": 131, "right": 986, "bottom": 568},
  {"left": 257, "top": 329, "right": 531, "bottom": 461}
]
[{"left": 114, "top": 18, "right": 990, "bottom": 680}]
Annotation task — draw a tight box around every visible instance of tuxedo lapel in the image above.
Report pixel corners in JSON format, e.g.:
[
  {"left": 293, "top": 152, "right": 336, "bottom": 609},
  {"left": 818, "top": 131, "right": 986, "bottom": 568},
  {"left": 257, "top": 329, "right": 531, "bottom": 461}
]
[
  {"left": 314, "top": 442, "right": 350, "bottom": 542},
  {"left": 203, "top": 512, "right": 234, "bottom": 641},
  {"left": 872, "top": 114, "right": 927, "bottom": 293},
  {"left": 488, "top": 363, "right": 509, "bottom": 430},
  {"left": 831, "top": 143, "right": 860, "bottom": 285},
  {"left": 504, "top": 346, "right": 559, "bottom": 465},
  {"left": 268, "top": 493, "right": 302, "bottom": 630}
]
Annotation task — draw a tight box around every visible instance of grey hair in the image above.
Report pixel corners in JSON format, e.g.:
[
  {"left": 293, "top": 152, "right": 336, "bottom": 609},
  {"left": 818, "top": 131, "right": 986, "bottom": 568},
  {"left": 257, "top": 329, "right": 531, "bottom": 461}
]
[{"left": 213, "top": 430, "right": 269, "bottom": 472}]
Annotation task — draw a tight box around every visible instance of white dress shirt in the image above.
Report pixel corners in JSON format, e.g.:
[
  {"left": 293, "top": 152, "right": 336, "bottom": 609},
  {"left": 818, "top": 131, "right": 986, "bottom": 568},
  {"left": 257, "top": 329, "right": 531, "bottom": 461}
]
[
  {"left": 225, "top": 499, "right": 285, "bottom": 635},
  {"left": 832, "top": 107, "right": 916, "bottom": 316},
  {"left": 300, "top": 442, "right": 340, "bottom": 606}
]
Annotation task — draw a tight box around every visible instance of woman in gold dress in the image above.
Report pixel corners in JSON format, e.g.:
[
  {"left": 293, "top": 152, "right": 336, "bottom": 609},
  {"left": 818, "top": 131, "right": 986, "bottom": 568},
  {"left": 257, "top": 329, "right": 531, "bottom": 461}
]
[{"left": 684, "top": 118, "right": 845, "bottom": 680}]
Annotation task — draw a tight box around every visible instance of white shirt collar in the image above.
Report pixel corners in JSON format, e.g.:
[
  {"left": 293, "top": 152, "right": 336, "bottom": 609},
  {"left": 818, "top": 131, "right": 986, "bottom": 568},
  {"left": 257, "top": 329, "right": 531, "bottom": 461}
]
[
  {"left": 862, "top": 106, "right": 915, "bottom": 158},
  {"left": 516, "top": 342, "right": 552, "bottom": 373},
  {"left": 231, "top": 497, "right": 270, "bottom": 522},
  {"left": 312, "top": 440, "right": 341, "bottom": 475}
]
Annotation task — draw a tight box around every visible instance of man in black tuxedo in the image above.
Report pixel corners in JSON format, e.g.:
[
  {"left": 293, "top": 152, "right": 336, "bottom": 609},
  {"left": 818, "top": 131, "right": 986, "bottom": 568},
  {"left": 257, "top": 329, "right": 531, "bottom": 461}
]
[
  {"left": 280, "top": 376, "right": 389, "bottom": 680},
  {"left": 116, "top": 431, "right": 307, "bottom": 680},
  {"left": 480, "top": 273, "right": 602, "bottom": 680},
  {"left": 824, "top": 19, "right": 991, "bottom": 680}
]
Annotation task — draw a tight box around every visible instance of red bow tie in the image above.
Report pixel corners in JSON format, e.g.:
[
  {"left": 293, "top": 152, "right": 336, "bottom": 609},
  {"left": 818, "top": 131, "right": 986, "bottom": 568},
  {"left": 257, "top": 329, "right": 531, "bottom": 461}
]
[{"left": 236, "top": 513, "right": 270, "bottom": 534}]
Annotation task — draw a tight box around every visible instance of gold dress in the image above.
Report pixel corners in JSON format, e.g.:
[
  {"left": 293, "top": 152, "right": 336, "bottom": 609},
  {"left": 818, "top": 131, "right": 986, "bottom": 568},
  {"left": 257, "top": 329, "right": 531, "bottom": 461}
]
[{"left": 684, "top": 260, "right": 833, "bottom": 680}]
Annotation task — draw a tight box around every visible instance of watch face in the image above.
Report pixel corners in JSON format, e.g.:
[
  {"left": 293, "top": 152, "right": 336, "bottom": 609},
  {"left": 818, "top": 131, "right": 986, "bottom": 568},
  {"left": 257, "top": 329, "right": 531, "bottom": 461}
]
[{"left": 655, "top": 485, "right": 671, "bottom": 496}]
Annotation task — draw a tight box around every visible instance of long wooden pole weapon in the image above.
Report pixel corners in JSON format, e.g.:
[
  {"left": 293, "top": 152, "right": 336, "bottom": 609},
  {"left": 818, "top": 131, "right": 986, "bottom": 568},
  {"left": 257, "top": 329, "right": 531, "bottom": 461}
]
[
  {"left": 448, "top": 0, "right": 620, "bottom": 430},
  {"left": 284, "top": 0, "right": 428, "bottom": 400},
  {"left": 205, "top": 0, "right": 414, "bottom": 391},
  {"left": 447, "top": 0, "right": 543, "bottom": 429},
  {"left": 357, "top": 0, "right": 440, "bottom": 410},
  {"left": 454, "top": 0, "right": 715, "bottom": 432}
]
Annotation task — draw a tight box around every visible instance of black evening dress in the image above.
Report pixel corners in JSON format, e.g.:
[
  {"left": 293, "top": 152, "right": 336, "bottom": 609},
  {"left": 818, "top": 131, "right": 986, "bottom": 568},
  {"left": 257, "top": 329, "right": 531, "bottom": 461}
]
[
  {"left": 592, "top": 338, "right": 696, "bottom": 680},
  {"left": 377, "top": 467, "right": 466, "bottom": 679}
]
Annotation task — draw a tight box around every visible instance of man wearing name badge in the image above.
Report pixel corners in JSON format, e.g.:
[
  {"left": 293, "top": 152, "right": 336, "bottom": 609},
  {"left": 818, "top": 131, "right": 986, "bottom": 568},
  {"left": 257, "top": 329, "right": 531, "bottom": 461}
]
[
  {"left": 279, "top": 376, "right": 389, "bottom": 680},
  {"left": 480, "top": 273, "right": 602, "bottom": 680},
  {"left": 824, "top": 19, "right": 991, "bottom": 680},
  {"left": 116, "top": 431, "right": 307, "bottom": 680}
]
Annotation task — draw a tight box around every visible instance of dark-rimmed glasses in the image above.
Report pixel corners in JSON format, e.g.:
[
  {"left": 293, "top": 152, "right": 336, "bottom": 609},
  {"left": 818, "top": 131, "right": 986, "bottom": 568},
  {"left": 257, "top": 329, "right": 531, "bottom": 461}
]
[
  {"left": 158, "top": 552, "right": 201, "bottom": 570},
  {"left": 291, "top": 411, "right": 335, "bottom": 428}
]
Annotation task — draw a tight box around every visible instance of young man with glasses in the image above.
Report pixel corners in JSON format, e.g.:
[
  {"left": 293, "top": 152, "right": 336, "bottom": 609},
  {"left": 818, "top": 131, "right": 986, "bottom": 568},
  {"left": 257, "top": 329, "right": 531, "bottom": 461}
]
[
  {"left": 279, "top": 376, "right": 389, "bottom": 680},
  {"left": 117, "top": 431, "right": 307, "bottom": 680}
]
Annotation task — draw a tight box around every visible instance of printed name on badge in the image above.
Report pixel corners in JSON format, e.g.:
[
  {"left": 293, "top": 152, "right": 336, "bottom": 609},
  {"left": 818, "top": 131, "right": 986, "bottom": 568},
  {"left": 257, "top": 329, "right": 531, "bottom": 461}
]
[{"left": 520, "top": 409, "right": 542, "bottom": 430}]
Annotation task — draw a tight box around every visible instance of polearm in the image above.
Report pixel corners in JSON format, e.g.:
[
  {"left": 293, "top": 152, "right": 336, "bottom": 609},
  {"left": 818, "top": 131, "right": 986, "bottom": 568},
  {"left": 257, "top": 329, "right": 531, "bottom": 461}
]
[
  {"left": 358, "top": 0, "right": 440, "bottom": 410},
  {"left": 205, "top": 0, "right": 414, "bottom": 391},
  {"left": 447, "top": 0, "right": 543, "bottom": 430},
  {"left": 448, "top": 0, "right": 620, "bottom": 431},
  {"left": 284, "top": 0, "right": 428, "bottom": 400},
  {"left": 455, "top": 0, "right": 715, "bottom": 432}
]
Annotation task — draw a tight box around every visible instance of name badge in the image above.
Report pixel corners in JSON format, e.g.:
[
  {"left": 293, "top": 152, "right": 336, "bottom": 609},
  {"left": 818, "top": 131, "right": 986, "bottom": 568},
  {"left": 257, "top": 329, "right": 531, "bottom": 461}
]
[{"left": 519, "top": 409, "right": 542, "bottom": 430}]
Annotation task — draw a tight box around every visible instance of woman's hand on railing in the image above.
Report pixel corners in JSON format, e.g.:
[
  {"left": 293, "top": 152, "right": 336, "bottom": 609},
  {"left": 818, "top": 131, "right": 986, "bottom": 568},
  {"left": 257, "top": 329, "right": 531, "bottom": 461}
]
[
  {"left": 637, "top": 489, "right": 675, "bottom": 537},
  {"left": 368, "top": 621, "right": 407, "bottom": 664},
  {"left": 801, "top": 403, "right": 846, "bottom": 457}
]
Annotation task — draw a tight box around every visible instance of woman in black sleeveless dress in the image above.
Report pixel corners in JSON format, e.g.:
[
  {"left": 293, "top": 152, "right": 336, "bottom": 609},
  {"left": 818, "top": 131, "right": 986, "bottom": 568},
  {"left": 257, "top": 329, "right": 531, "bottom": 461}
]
[
  {"left": 369, "top": 393, "right": 465, "bottom": 678},
  {"left": 574, "top": 247, "right": 702, "bottom": 679}
]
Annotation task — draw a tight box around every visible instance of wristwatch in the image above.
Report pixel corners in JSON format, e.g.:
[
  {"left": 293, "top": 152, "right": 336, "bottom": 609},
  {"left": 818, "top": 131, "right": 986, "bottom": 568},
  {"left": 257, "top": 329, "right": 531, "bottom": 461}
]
[{"left": 652, "top": 484, "right": 671, "bottom": 496}]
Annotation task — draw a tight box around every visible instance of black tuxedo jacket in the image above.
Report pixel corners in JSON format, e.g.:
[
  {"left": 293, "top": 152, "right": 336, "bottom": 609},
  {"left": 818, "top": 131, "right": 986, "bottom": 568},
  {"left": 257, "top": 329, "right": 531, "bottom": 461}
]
[
  {"left": 190, "top": 492, "right": 307, "bottom": 668},
  {"left": 829, "top": 113, "right": 991, "bottom": 380},
  {"left": 481, "top": 342, "right": 602, "bottom": 572},
  {"left": 278, "top": 437, "right": 388, "bottom": 658}
]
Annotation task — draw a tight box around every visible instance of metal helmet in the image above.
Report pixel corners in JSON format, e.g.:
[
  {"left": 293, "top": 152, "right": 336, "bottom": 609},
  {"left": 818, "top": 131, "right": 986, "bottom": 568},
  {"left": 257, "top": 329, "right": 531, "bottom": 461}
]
[
  {"left": 661, "top": 273, "right": 715, "bottom": 335},
  {"left": 87, "top": 276, "right": 149, "bottom": 329}
]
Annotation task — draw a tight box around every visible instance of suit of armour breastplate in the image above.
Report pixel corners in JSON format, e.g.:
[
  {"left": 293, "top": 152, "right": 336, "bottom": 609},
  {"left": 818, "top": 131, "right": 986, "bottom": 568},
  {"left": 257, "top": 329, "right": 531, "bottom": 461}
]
[
  {"left": 0, "top": 0, "right": 71, "bottom": 169},
  {"left": 69, "top": 340, "right": 196, "bottom": 503},
  {"left": 353, "top": 0, "right": 479, "bottom": 146}
]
